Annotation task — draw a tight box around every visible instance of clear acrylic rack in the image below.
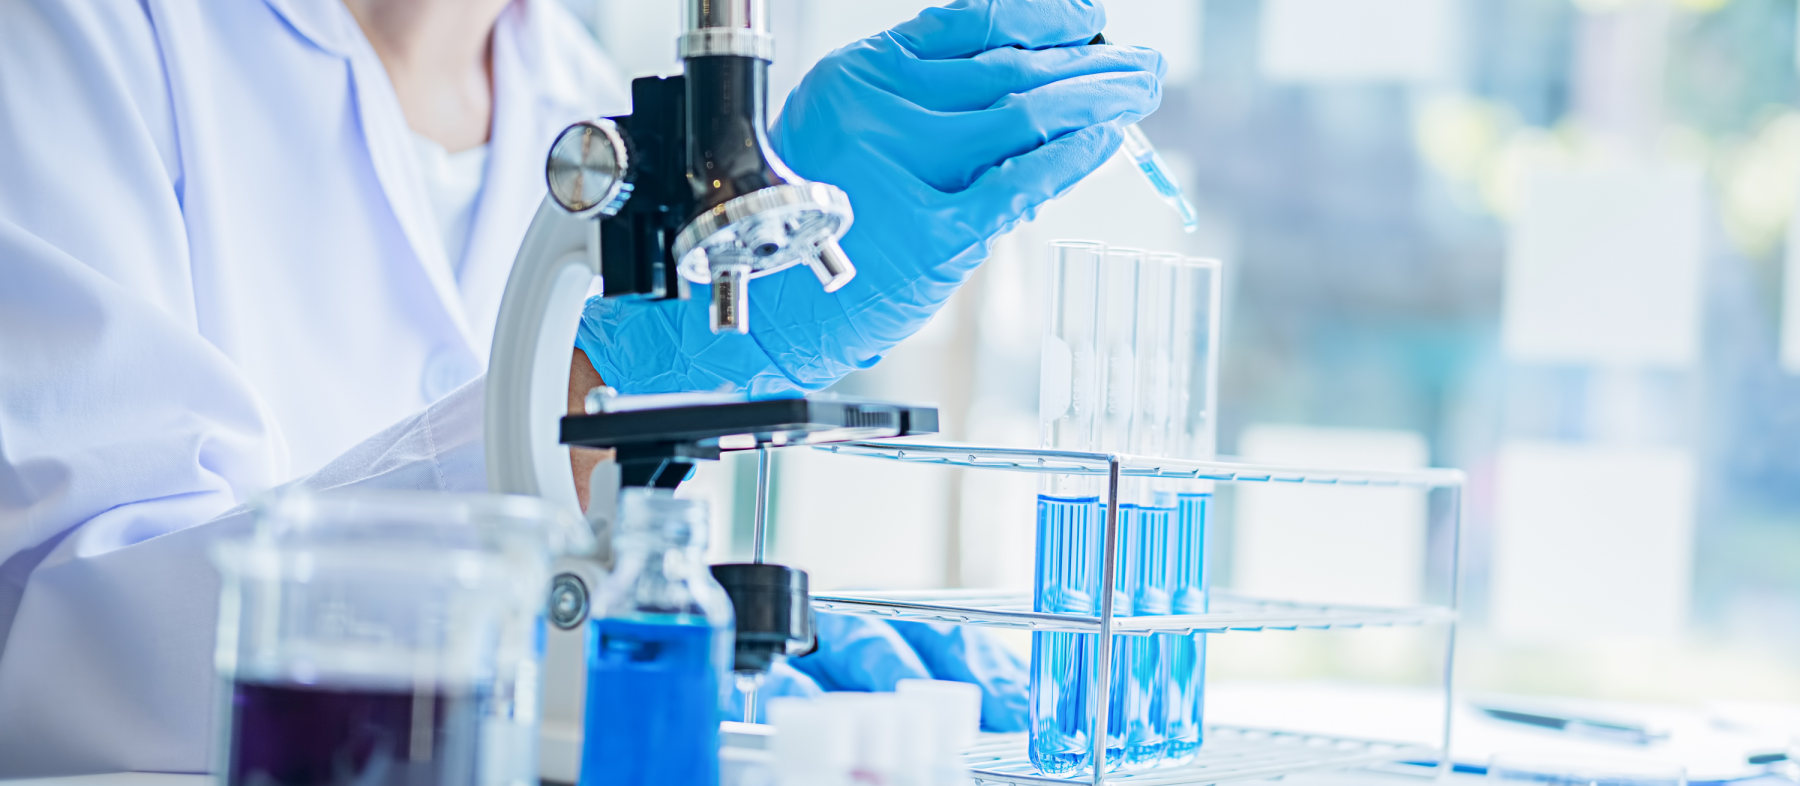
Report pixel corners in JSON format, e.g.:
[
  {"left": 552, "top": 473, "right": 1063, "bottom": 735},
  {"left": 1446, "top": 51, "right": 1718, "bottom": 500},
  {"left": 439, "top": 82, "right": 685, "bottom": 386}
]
[{"left": 791, "top": 440, "right": 1467, "bottom": 786}]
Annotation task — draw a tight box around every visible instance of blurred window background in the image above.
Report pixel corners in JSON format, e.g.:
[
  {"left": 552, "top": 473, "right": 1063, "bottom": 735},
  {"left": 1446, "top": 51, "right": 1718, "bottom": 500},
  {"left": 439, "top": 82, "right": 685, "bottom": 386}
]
[{"left": 562, "top": 0, "right": 1800, "bottom": 706}]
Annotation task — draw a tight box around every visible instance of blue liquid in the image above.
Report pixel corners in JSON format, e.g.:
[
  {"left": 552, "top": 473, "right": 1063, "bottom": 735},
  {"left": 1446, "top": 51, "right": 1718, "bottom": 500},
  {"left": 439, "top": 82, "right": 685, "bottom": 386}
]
[
  {"left": 1119, "top": 503, "right": 1172, "bottom": 768},
  {"left": 1029, "top": 494, "right": 1115, "bottom": 775},
  {"left": 1163, "top": 493, "right": 1211, "bottom": 764},
  {"left": 1133, "top": 154, "right": 1201, "bottom": 233},
  {"left": 581, "top": 618, "right": 720, "bottom": 786}
]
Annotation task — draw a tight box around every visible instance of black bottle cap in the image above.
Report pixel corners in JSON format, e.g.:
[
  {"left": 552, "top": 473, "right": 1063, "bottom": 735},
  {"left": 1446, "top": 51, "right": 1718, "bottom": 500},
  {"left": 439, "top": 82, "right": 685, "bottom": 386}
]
[{"left": 710, "top": 562, "right": 816, "bottom": 674}]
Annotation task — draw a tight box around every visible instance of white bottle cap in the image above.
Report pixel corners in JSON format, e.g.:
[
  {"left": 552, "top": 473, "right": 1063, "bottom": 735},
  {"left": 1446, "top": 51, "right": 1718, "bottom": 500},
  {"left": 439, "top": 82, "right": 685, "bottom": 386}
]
[
  {"left": 821, "top": 692, "right": 905, "bottom": 781},
  {"left": 897, "top": 679, "right": 982, "bottom": 752},
  {"left": 770, "top": 697, "right": 854, "bottom": 786}
]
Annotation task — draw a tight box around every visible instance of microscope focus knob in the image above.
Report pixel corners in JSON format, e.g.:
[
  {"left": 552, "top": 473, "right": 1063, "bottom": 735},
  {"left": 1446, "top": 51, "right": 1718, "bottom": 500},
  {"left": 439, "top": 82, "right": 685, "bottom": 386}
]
[{"left": 545, "top": 119, "right": 635, "bottom": 218}]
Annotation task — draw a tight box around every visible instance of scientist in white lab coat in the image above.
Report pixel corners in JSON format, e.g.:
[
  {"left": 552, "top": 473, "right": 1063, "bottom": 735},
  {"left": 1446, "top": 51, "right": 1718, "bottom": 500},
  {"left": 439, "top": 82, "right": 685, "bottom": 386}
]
[{"left": 0, "top": 0, "right": 1164, "bottom": 775}]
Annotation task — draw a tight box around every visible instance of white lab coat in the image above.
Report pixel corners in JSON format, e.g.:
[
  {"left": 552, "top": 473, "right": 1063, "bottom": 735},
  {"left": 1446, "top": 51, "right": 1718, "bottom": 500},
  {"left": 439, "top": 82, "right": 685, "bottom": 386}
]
[{"left": 0, "top": 0, "right": 627, "bottom": 774}]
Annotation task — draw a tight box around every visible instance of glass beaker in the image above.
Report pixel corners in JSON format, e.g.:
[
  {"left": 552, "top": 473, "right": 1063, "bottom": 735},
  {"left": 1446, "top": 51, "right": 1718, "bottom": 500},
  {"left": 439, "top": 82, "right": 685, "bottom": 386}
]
[{"left": 211, "top": 490, "right": 590, "bottom": 786}]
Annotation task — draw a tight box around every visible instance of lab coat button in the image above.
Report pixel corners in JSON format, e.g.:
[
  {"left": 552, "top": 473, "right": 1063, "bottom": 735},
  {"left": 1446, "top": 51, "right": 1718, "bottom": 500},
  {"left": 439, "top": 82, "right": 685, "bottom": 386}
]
[{"left": 422, "top": 349, "right": 479, "bottom": 401}]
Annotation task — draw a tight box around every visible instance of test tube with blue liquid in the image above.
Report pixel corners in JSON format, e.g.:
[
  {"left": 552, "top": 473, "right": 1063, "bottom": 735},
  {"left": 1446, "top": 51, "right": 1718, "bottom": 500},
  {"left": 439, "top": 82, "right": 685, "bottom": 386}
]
[
  {"left": 1162, "top": 255, "right": 1222, "bottom": 764},
  {"left": 1031, "top": 240, "right": 1108, "bottom": 775},
  {"left": 1097, "top": 246, "right": 1172, "bottom": 770},
  {"left": 1118, "top": 251, "right": 1182, "bottom": 768}
]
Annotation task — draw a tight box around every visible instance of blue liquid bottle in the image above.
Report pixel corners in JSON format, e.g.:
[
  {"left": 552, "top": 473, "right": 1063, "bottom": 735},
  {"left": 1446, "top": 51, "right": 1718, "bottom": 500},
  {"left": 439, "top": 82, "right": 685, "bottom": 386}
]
[
  {"left": 581, "top": 489, "right": 733, "bottom": 786},
  {"left": 1164, "top": 489, "right": 1210, "bottom": 764}
]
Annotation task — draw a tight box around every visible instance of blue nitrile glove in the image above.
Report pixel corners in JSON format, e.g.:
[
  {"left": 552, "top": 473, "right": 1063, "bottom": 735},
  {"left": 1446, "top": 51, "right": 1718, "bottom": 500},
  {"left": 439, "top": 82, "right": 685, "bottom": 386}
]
[
  {"left": 576, "top": 0, "right": 1165, "bottom": 395},
  {"left": 784, "top": 613, "right": 1029, "bottom": 733}
]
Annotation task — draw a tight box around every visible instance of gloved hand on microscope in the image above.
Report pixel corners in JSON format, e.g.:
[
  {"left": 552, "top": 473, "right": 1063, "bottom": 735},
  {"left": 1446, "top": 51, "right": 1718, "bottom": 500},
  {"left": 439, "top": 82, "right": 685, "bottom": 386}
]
[{"left": 569, "top": 0, "right": 1164, "bottom": 732}]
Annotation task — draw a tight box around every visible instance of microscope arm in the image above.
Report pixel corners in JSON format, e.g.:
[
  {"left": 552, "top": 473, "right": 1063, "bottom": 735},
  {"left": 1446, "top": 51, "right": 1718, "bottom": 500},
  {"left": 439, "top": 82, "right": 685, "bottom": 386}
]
[{"left": 484, "top": 196, "right": 596, "bottom": 516}]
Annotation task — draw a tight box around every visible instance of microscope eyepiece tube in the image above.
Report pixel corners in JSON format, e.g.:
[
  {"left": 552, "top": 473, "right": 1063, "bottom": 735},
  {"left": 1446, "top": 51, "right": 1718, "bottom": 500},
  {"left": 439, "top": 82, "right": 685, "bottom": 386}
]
[
  {"left": 687, "top": 0, "right": 766, "bottom": 32},
  {"left": 672, "top": 0, "right": 854, "bottom": 334},
  {"left": 681, "top": 0, "right": 773, "bottom": 59}
]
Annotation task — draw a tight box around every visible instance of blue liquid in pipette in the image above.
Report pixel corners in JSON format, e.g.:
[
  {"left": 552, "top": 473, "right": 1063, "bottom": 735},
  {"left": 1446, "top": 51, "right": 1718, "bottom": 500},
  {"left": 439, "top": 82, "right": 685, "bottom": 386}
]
[
  {"left": 1163, "top": 492, "right": 1211, "bottom": 763},
  {"left": 1030, "top": 494, "right": 1122, "bottom": 775},
  {"left": 582, "top": 618, "right": 721, "bottom": 786},
  {"left": 1119, "top": 122, "right": 1200, "bottom": 234},
  {"left": 1134, "top": 152, "right": 1201, "bottom": 233}
]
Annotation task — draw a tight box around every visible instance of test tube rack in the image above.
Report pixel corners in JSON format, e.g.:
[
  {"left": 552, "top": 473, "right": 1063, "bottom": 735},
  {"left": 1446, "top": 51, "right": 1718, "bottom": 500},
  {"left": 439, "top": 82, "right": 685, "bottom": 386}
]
[{"left": 753, "top": 440, "right": 1465, "bottom": 786}]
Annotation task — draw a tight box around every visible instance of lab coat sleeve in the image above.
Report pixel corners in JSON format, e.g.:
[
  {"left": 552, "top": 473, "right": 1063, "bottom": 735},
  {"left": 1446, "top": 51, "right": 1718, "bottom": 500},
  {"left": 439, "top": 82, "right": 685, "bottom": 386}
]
[
  {"left": 0, "top": 219, "right": 280, "bottom": 775},
  {"left": 0, "top": 220, "right": 493, "bottom": 770},
  {"left": 0, "top": 1, "right": 496, "bottom": 773}
]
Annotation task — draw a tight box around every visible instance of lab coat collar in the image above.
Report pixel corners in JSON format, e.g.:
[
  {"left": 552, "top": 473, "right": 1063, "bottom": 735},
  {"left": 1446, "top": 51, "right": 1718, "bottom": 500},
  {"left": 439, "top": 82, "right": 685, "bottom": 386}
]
[
  {"left": 257, "top": 0, "right": 363, "bottom": 60},
  {"left": 258, "top": 0, "right": 622, "bottom": 361},
  {"left": 258, "top": 0, "right": 484, "bottom": 355}
]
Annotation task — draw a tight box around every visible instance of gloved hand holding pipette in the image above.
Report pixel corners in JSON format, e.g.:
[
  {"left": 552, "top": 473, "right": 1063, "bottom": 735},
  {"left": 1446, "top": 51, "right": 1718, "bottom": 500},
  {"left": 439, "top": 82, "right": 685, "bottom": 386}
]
[
  {"left": 577, "top": 0, "right": 1166, "bottom": 396},
  {"left": 575, "top": 0, "right": 1158, "bottom": 731}
]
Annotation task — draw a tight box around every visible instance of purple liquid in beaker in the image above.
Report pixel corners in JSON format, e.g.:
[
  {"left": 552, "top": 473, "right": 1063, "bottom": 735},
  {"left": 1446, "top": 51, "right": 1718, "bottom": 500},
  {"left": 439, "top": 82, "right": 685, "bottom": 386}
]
[{"left": 224, "top": 679, "right": 484, "bottom": 786}]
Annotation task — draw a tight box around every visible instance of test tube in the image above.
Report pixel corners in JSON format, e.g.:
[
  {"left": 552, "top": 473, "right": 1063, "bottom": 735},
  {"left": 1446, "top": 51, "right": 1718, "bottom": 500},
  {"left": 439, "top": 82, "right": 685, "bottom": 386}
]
[
  {"left": 1118, "top": 251, "right": 1182, "bottom": 768},
  {"left": 1038, "top": 240, "right": 1107, "bottom": 474},
  {"left": 1031, "top": 240, "right": 1108, "bottom": 775},
  {"left": 1161, "top": 256, "right": 1222, "bottom": 766},
  {"left": 1096, "top": 246, "right": 1147, "bottom": 768}
]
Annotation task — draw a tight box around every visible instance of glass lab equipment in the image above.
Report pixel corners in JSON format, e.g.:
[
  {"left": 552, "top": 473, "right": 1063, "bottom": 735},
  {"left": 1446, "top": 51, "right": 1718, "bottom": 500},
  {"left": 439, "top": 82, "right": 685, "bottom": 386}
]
[
  {"left": 1121, "top": 125, "right": 1200, "bottom": 234},
  {"left": 1096, "top": 246, "right": 1166, "bottom": 770},
  {"left": 1032, "top": 240, "right": 1107, "bottom": 775},
  {"left": 212, "top": 491, "right": 587, "bottom": 786},
  {"left": 1118, "top": 252, "right": 1180, "bottom": 768},
  {"left": 581, "top": 488, "right": 734, "bottom": 786},
  {"left": 1086, "top": 32, "right": 1199, "bottom": 234},
  {"left": 1163, "top": 256, "right": 1222, "bottom": 765}
]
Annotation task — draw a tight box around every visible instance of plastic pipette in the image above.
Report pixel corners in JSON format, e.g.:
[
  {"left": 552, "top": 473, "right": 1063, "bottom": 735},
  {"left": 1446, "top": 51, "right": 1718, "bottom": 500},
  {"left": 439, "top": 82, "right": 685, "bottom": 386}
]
[
  {"left": 1119, "top": 124, "right": 1200, "bottom": 233},
  {"left": 1089, "top": 34, "right": 1200, "bottom": 233}
]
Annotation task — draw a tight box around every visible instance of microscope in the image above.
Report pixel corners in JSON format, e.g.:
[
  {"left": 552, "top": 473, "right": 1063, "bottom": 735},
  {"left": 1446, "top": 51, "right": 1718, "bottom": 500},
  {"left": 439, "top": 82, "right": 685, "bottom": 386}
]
[
  {"left": 543, "top": 0, "right": 853, "bottom": 333},
  {"left": 481, "top": 1, "right": 933, "bottom": 780}
]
